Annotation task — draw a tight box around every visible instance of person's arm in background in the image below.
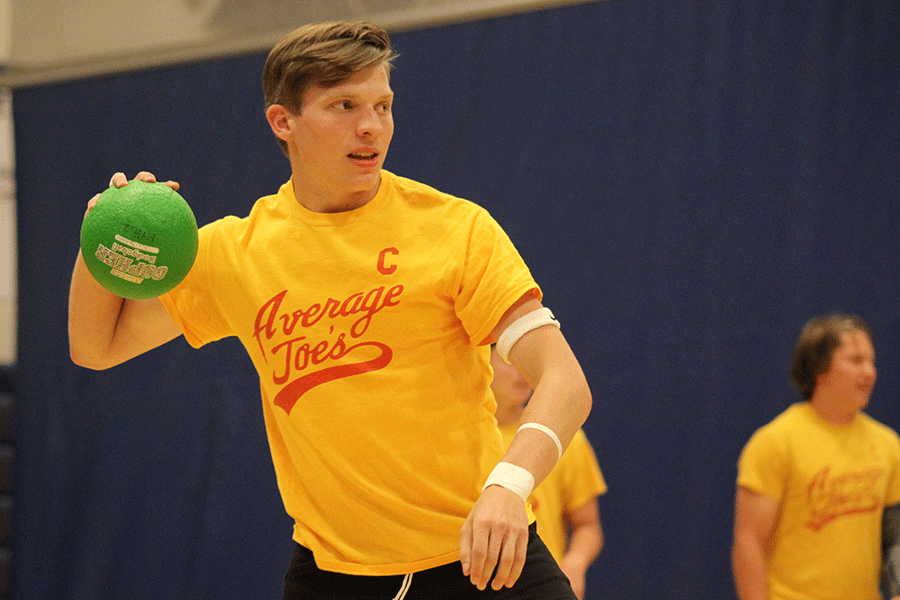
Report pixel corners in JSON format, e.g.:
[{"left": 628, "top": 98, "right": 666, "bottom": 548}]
[
  {"left": 732, "top": 486, "right": 779, "bottom": 600},
  {"left": 559, "top": 497, "right": 603, "bottom": 600},
  {"left": 882, "top": 502, "right": 900, "bottom": 600},
  {"left": 69, "top": 171, "right": 183, "bottom": 369}
]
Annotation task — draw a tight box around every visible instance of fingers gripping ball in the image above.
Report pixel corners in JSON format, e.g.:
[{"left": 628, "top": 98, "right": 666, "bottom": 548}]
[{"left": 80, "top": 180, "right": 199, "bottom": 300}]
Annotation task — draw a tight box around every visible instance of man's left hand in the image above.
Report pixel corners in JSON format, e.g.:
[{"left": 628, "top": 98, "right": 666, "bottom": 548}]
[{"left": 459, "top": 485, "right": 529, "bottom": 590}]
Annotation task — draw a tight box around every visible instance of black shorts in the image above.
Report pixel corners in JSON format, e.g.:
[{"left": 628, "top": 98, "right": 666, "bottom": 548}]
[{"left": 282, "top": 522, "right": 576, "bottom": 600}]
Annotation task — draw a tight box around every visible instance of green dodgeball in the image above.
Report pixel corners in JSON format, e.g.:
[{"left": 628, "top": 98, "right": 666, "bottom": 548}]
[{"left": 80, "top": 180, "right": 199, "bottom": 300}]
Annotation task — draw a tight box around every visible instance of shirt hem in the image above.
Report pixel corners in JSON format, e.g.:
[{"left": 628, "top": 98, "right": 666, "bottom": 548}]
[{"left": 313, "top": 549, "right": 461, "bottom": 576}]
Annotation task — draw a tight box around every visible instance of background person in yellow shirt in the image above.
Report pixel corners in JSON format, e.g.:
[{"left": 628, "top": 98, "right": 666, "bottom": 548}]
[
  {"left": 491, "top": 345, "right": 606, "bottom": 599},
  {"left": 732, "top": 314, "right": 900, "bottom": 600}
]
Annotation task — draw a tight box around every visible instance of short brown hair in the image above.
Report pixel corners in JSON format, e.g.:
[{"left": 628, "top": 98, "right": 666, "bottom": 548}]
[
  {"left": 262, "top": 21, "right": 397, "bottom": 154},
  {"left": 789, "top": 314, "right": 872, "bottom": 400}
]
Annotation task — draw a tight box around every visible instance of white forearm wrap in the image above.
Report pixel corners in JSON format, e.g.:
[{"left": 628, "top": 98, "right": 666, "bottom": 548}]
[
  {"left": 518, "top": 422, "right": 563, "bottom": 462},
  {"left": 483, "top": 461, "right": 535, "bottom": 503},
  {"left": 496, "top": 307, "right": 560, "bottom": 364}
]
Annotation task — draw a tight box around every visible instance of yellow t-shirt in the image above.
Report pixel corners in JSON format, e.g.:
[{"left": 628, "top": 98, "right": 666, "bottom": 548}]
[
  {"left": 500, "top": 425, "right": 606, "bottom": 562},
  {"left": 160, "top": 171, "right": 540, "bottom": 575},
  {"left": 737, "top": 402, "right": 900, "bottom": 600}
]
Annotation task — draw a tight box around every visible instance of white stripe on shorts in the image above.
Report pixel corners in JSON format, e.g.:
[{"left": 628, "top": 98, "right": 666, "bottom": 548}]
[{"left": 392, "top": 573, "right": 412, "bottom": 600}]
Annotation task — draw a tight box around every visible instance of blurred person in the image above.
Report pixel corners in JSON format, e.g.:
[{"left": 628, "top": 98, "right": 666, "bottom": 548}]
[{"left": 732, "top": 314, "right": 900, "bottom": 600}]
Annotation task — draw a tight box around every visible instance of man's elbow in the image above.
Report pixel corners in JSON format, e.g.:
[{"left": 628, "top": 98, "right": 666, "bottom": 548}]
[
  {"left": 574, "top": 376, "right": 592, "bottom": 425},
  {"left": 69, "top": 344, "right": 116, "bottom": 370}
]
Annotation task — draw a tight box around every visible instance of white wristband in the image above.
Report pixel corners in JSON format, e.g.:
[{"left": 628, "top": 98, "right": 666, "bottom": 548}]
[
  {"left": 496, "top": 307, "right": 560, "bottom": 364},
  {"left": 482, "top": 461, "right": 535, "bottom": 503},
  {"left": 517, "top": 422, "right": 563, "bottom": 462}
]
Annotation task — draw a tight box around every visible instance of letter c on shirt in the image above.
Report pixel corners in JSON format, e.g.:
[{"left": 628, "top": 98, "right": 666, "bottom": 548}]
[{"left": 377, "top": 247, "right": 399, "bottom": 275}]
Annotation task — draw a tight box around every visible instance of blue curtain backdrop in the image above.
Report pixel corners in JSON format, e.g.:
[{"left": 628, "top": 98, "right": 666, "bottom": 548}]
[{"left": 12, "top": 2, "right": 900, "bottom": 599}]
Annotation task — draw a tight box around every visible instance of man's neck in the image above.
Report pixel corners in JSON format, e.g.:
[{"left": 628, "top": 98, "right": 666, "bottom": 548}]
[
  {"left": 809, "top": 396, "right": 857, "bottom": 426},
  {"left": 292, "top": 180, "right": 380, "bottom": 213}
]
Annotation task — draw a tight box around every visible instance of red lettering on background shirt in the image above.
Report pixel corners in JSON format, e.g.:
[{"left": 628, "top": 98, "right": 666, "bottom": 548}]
[{"left": 805, "top": 466, "right": 883, "bottom": 531}]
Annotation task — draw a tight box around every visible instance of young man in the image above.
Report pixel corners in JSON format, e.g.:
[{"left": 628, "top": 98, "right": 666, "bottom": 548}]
[
  {"left": 490, "top": 346, "right": 606, "bottom": 599},
  {"left": 732, "top": 314, "right": 900, "bottom": 600},
  {"left": 68, "top": 21, "right": 592, "bottom": 600}
]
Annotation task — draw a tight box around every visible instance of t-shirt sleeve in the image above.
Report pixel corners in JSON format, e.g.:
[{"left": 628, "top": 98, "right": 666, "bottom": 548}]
[
  {"left": 883, "top": 428, "right": 900, "bottom": 506},
  {"left": 561, "top": 429, "right": 607, "bottom": 512},
  {"left": 158, "top": 219, "right": 234, "bottom": 348},
  {"left": 736, "top": 424, "right": 789, "bottom": 502},
  {"left": 453, "top": 208, "right": 541, "bottom": 345}
]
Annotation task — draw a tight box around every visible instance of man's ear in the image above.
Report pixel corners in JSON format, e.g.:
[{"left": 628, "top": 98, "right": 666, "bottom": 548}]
[{"left": 266, "top": 104, "right": 294, "bottom": 143}]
